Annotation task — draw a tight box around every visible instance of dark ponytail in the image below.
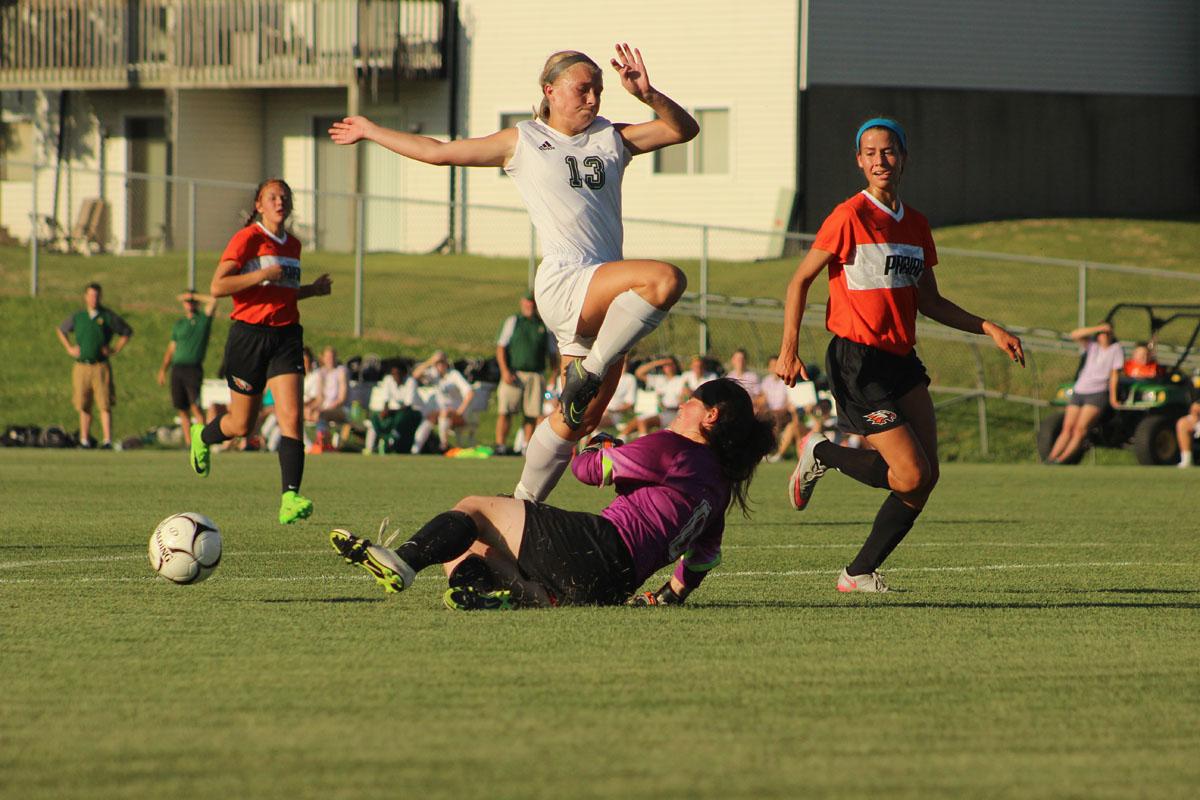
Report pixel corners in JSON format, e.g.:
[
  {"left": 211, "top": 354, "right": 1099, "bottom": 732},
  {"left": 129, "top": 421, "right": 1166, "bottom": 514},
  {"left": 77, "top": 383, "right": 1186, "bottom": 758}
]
[
  {"left": 692, "top": 378, "right": 777, "bottom": 516},
  {"left": 244, "top": 177, "right": 294, "bottom": 227}
]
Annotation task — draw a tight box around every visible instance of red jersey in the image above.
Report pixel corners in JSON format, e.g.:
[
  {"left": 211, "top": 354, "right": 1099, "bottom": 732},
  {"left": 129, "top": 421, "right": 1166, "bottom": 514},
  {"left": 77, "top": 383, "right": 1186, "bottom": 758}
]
[
  {"left": 220, "top": 222, "right": 303, "bottom": 326},
  {"left": 813, "top": 191, "right": 937, "bottom": 356}
]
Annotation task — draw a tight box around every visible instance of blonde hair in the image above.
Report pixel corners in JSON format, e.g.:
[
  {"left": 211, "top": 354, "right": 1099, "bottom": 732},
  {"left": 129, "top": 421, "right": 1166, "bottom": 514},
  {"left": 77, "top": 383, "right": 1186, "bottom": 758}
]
[{"left": 536, "top": 51, "right": 601, "bottom": 122}]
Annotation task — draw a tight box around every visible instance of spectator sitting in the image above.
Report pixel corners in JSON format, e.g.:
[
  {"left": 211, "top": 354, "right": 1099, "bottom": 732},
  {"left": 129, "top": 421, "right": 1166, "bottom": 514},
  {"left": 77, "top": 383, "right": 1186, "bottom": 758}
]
[
  {"left": 726, "top": 348, "right": 761, "bottom": 400},
  {"left": 623, "top": 355, "right": 712, "bottom": 438},
  {"left": 1177, "top": 400, "right": 1200, "bottom": 468},
  {"left": 311, "top": 345, "right": 349, "bottom": 451},
  {"left": 598, "top": 360, "right": 638, "bottom": 434},
  {"left": 365, "top": 362, "right": 423, "bottom": 454},
  {"left": 1046, "top": 321, "right": 1124, "bottom": 464},
  {"left": 301, "top": 347, "right": 320, "bottom": 429},
  {"left": 1124, "top": 342, "right": 1159, "bottom": 379},
  {"left": 410, "top": 350, "right": 475, "bottom": 453}
]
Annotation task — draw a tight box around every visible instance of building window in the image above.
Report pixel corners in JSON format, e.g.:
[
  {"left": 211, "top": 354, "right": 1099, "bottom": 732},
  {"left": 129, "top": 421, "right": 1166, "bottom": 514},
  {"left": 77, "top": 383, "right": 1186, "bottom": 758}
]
[
  {"left": 0, "top": 120, "right": 35, "bottom": 182},
  {"left": 653, "top": 107, "right": 729, "bottom": 175}
]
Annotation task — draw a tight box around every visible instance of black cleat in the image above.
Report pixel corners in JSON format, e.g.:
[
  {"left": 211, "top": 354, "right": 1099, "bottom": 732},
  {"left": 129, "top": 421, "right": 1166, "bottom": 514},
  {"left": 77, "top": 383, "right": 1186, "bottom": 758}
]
[{"left": 558, "top": 360, "right": 603, "bottom": 430}]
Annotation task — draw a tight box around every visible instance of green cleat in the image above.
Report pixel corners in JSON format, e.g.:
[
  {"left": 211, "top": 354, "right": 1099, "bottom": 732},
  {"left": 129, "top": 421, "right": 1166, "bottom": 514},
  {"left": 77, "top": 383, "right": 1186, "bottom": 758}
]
[
  {"left": 558, "top": 360, "right": 603, "bottom": 430},
  {"left": 329, "top": 528, "right": 414, "bottom": 593},
  {"left": 443, "top": 585, "right": 514, "bottom": 611},
  {"left": 278, "top": 490, "right": 314, "bottom": 525},
  {"left": 189, "top": 423, "right": 209, "bottom": 477}
]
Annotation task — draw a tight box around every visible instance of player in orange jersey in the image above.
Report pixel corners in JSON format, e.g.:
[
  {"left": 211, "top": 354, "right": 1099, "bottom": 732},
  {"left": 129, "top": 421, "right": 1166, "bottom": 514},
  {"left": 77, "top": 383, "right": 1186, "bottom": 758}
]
[
  {"left": 775, "top": 118, "right": 1025, "bottom": 592},
  {"left": 190, "top": 178, "right": 332, "bottom": 525}
]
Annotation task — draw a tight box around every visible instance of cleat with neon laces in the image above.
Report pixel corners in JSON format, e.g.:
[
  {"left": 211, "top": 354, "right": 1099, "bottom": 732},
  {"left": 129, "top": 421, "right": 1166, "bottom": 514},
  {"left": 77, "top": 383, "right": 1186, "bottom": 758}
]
[
  {"left": 329, "top": 521, "right": 415, "bottom": 593},
  {"left": 837, "top": 568, "right": 892, "bottom": 593},
  {"left": 278, "top": 490, "right": 314, "bottom": 524},
  {"left": 558, "top": 360, "right": 603, "bottom": 430},
  {"left": 788, "top": 432, "right": 828, "bottom": 511},
  {"left": 189, "top": 423, "right": 210, "bottom": 477},
  {"left": 443, "top": 585, "right": 514, "bottom": 611}
]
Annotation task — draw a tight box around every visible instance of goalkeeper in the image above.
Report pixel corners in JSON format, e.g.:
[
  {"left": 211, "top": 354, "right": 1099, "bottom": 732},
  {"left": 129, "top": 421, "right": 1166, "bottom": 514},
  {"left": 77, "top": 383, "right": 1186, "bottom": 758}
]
[{"left": 330, "top": 378, "right": 775, "bottom": 609}]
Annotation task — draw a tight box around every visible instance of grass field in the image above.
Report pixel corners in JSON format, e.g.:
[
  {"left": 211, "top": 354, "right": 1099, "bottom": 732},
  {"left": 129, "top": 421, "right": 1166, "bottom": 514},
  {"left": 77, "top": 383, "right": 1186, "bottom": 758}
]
[{"left": 2, "top": 450, "right": 1198, "bottom": 799}]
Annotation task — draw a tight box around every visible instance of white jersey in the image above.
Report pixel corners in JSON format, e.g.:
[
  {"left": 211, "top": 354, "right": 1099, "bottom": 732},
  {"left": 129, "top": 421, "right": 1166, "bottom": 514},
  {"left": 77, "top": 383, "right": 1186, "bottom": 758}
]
[{"left": 505, "top": 117, "right": 631, "bottom": 265}]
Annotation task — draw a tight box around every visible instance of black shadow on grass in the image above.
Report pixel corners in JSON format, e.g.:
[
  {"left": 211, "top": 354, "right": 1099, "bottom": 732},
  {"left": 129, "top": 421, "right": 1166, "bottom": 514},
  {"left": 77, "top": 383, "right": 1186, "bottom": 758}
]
[
  {"left": 255, "top": 597, "right": 388, "bottom": 605},
  {"left": 748, "top": 518, "right": 1017, "bottom": 528},
  {"left": 694, "top": 600, "right": 1200, "bottom": 610}
]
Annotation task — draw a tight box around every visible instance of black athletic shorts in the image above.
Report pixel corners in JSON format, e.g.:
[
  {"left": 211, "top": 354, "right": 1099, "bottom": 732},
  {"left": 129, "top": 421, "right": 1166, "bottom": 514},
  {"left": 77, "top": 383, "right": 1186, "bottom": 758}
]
[
  {"left": 222, "top": 321, "right": 304, "bottom": 396},
  {"left": 825, "top": 335, "right": 930, "bottom": 436},
  {"left": 517, "top": 501, "right": 639, "bottom": 606},
  {"left": 169, "top": 364, "right": 203, "bottom": 410}
]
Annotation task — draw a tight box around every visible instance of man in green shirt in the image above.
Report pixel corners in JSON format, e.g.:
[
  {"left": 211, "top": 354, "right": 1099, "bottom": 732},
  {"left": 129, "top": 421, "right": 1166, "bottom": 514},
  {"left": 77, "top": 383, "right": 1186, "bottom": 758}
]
[
  {"left": 157, "top": 291, "right": 217, "bottom": 447},
  {"left": 495, "top": 294, "right": 558, "bottom": 454},
  {"left": 56, "top": 283, "right": 133, "bottom": 448}
]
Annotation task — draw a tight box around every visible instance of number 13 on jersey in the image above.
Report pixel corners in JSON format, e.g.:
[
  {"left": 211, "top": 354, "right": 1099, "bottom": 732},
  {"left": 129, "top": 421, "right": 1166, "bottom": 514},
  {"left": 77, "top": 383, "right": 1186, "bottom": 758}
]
[{"left": 565, "top": 155, "right": 605, "bottom": 190}]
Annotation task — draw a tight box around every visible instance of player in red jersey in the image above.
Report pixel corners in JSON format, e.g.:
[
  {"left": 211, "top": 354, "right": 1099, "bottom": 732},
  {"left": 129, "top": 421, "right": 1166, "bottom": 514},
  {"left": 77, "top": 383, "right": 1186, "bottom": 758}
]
[
  {"left": 775, "top": 118, "right": 1025, "bottom": 592},
  {"left": 190, "top": 178, "right": 332, "bottom": 524}
]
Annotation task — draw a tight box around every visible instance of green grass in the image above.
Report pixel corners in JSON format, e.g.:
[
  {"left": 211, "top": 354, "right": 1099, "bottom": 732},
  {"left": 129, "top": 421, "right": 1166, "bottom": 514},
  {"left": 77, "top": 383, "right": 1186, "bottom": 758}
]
[
  {"left": 2, "top": 217, "right": 1198, "bottom": 459},
  {"left": 1, "top": 451, "right": 1197, "bottom": 799}
]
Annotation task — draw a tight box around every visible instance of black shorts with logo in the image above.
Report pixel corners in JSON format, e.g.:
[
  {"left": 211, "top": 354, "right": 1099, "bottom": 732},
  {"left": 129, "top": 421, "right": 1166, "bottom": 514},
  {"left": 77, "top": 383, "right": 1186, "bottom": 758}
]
[
  {"left": 222, "top": 321, "right": 304, "bottom": 396},
  {"left": 517, "top": 501, "right": 639, "bottom": 606},
  {"left": 169, "top": 364, "right": 203, "bottom": 410},
  {"left": 825, "top": 335, "right": 930, "bottom": 436}
]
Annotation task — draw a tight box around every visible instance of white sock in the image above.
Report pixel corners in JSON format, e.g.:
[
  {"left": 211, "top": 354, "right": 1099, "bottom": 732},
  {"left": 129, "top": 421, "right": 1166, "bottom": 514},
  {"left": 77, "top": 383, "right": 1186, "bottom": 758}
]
[
  {"left": 580, "top": 290, "right": 667, "bottom": 376},
  {"left": 411, "top": 420, "right": 433, "bottom": 454},
  {"left": 364, "top": 426, "right": 378, "bottom": 453},
  {"left": 438, "top": 415, "right": 451, "bottom": 449},
  {"left": 513, "top": 419, "right": 576, "bottom": 502},
  {"left": 1180, "top": 450, "right": 1193, "bottom": 467}
]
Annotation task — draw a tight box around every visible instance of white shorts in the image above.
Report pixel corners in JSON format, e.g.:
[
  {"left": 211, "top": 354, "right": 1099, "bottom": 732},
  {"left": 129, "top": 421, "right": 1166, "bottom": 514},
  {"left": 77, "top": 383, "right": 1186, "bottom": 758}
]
[{"left": 534, "top": 258, "right": 603, "bottom": 358}]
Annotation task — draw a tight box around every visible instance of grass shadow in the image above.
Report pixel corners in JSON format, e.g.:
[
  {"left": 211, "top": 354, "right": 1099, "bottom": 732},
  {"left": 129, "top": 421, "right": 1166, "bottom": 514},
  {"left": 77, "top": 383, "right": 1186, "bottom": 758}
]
[{"left": 255, "top": 597, "right": 387, "bottom": 605}]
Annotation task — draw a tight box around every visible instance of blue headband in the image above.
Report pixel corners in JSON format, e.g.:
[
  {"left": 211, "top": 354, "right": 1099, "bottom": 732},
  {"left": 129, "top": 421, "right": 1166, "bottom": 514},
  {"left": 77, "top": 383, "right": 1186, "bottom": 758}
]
[{"left": 855, "top": 118, "right": 907, "bottom": 152}]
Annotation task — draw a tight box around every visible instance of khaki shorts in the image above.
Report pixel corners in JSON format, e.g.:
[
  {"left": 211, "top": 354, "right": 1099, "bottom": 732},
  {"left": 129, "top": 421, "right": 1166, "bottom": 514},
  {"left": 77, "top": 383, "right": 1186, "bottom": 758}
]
[
  {"left": 498, "top": 371, "right": 546, "bottom": 419},
  {"left": 73, "top": 362, "right": 115, "bottom": 412}
]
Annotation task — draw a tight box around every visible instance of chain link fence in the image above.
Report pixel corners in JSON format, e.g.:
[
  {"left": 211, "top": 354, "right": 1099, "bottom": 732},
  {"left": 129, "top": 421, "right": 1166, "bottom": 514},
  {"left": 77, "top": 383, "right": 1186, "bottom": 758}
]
[{"left": 11, "top": 161, "right": 1200, "bottom": 455}]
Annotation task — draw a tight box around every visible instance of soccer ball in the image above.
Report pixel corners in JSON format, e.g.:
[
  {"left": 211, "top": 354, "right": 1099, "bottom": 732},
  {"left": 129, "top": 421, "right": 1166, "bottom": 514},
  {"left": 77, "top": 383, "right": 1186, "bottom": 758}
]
[{"left": 148, "top": 512, "right": 222, "bottom": 584}]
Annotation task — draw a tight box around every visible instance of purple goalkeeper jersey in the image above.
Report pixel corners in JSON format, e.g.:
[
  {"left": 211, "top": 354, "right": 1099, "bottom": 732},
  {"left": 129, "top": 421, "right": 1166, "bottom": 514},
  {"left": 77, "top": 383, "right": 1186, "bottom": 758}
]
[{"left": 571, "top": 430, "right": 730, "bottom": 590}]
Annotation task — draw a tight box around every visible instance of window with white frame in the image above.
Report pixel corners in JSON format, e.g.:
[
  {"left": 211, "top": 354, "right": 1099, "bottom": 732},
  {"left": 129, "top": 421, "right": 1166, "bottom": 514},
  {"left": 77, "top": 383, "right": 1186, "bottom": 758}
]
[{"left": 653, "top": 108, "right": 729, "bottom": 175}]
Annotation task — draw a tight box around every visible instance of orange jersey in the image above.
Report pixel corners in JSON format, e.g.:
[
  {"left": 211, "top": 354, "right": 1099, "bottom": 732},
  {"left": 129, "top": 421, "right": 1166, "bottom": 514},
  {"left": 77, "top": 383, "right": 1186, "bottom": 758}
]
[
  {"left": 221, "top": 223, "right": 303, "bottom": 327},
  {"left": 813, "top": 191, "right": 937, "bottom": 356}
]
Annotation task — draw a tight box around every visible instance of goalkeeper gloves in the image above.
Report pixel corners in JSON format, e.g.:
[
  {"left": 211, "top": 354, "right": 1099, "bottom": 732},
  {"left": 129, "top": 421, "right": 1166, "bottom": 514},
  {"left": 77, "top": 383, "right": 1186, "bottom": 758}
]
[
  {"left": 626, "top": 581, "right": 684, "bottom": 606},
  {"left": 580, "top": 431, "right": 623, "bottom": 453}
]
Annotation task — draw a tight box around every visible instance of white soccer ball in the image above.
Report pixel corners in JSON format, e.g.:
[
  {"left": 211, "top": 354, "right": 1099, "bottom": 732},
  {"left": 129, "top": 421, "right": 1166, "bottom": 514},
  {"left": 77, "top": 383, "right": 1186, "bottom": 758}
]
[{"left": 148, "top": 512, "right": 222, "bottom": 584}]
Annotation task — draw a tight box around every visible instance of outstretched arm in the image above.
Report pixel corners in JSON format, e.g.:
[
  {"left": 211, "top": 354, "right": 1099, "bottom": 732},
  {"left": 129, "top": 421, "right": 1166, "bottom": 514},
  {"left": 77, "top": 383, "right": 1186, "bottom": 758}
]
[
  {"left": 917, "top": 269, "right": 1025, "bottom": 366},
  {"left": 1068, "top": 321, "right": 1111, "bottom": 343},
  {"left": 609, "top": 44, "right": 699, "bottom": 155},
  {"left": 776, "top": 247, "right": 836, "bottom": 386},
  {"left": 329, "top": 116, "right": 518, "bottom": 168}
]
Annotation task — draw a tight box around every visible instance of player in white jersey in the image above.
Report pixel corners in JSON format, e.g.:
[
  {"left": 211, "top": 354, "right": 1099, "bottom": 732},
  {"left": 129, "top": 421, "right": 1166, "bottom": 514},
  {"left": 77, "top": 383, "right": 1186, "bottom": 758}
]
[{"left": 330, "top": 44, "right": 697, "bottom": 501}]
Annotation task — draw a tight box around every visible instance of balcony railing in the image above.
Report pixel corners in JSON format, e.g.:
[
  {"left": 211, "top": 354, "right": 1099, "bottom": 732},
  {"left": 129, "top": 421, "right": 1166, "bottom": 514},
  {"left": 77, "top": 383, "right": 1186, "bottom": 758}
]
[{"left": 0, "top": 0, "right": 448, "bottom": 89}]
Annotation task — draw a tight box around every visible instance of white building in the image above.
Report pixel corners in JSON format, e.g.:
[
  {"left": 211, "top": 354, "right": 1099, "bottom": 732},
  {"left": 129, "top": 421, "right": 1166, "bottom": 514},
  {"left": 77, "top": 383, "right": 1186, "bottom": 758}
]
[{"left": 1, "top": 1, "right": 1195, "bottom": 259}]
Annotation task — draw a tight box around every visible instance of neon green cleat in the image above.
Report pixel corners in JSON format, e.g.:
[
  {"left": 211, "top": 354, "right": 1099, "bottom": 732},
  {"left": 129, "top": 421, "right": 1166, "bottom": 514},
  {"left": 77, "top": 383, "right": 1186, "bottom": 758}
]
[
  {"left": 329, "top": 528, "right": 414, "bottom": 593},
  {"left": 189, "top": 423, "right": 209, "bottom": 477},
  {"left": 443, "top": 585, "right": 514, "bottom": 611},
  {"left": 278, "top": 490, "right": 314, "bottom": 524}
]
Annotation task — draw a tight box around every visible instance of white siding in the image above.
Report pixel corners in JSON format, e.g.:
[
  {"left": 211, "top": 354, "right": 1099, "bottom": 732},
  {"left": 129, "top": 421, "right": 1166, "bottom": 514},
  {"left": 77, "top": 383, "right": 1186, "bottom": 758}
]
[
  {"left": 456, "top": 0, "right": 800, "bottom": 259},
  {"left": 807, "top": 0, "right": 1199, "bottom": 96},
  {"left": 174, "top": 90, "right": 264, "bottom": 251}
]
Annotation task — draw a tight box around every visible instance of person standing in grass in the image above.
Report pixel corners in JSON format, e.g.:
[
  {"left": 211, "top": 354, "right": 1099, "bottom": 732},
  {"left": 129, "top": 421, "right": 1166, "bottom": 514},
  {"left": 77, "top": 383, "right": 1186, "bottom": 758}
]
[
  {"left": 775, "top": 118, "right": 1025, "bottom": 593},
  {"left": 190, "top": 178, "right": 332, "bottom": 525},
  {"left": 328, "top": 378, "right": 775, "bottom": 610},
  {"left": 157, "top": 290, "right": 216, "bottom": 448},
  {"left": 494, "top": 293, "right": 558, "bottom": 455},
  {"left": 56, "top": 282, "right": 133, "bottom": 449},
  {"left": 330, "top": 44, "right": 697, "bottom": 502}
]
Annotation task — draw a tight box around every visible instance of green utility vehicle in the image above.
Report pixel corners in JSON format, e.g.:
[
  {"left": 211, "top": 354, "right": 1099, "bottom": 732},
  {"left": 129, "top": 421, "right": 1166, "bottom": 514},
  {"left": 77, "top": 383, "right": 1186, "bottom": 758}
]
[{"left": 1037, "top": 304, "right": 1200, "bottom": 465}]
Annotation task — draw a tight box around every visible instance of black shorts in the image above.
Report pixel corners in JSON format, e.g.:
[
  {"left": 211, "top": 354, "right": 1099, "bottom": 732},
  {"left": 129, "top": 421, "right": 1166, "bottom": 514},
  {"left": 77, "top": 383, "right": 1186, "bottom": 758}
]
[
  {"left": 222, "top": 321, "right": 304, "bottom": 396},
  {"left": 517, "top": 501, "right": 639, "bottom": 606},
  {"left": 169, "top": 364, "right": 203, "bottom": 410},
  {"left": 825, "top": 335, "right": 930, "bottom": 436}
]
